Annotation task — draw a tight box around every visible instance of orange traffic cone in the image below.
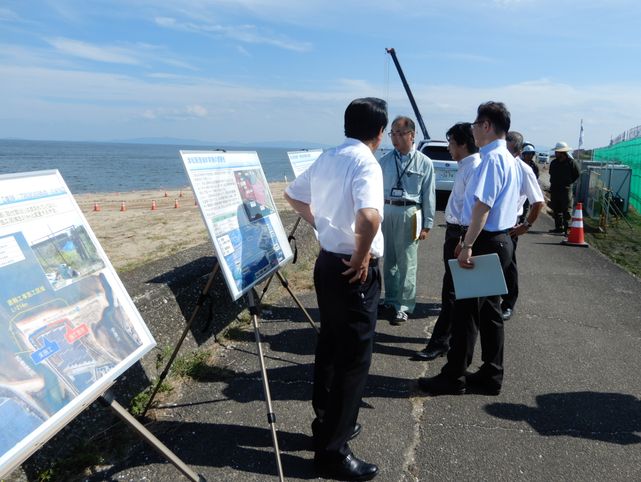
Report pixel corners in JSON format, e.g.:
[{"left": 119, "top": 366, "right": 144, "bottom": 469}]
[
  {"left": 120, "top": 201, "right": 126, "bottom": 212},
  {"left": 561, "top": 203, "right": 589, "bottom": 247},
  {"left": 93, "top": 202, "right": 101, "bottom": 212},
  {"left": 151, "top": 200, "right": 157, "bottom": 210},
  {"left": 174, "top": 199, "right": 180, "bottom": 209}
]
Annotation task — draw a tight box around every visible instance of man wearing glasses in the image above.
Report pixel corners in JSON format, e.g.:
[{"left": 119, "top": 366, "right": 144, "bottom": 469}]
[
  {"left": 378, "top": 116, "right": 435, "bottom": 325},
  {"left": 418, "top": 101, "right": 522, "bottom": 396}
]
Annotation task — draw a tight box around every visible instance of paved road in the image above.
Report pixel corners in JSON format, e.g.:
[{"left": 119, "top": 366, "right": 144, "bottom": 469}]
[{"left": 16, "top": 206, "right": 641, "bottom": 481}]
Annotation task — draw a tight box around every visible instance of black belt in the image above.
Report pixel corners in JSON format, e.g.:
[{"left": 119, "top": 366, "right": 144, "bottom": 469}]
[
  {"left": 384, "top": 199, "right": 420, "bottom": 207},
  {"left": 321, "top": 249, "right": 378, "bottom": 266},
  {"left": 478, "top": 228, "right": 510, "bottom": 236},
  {"left": 446, "top": 222, "right": 462, "bottom": 229}
]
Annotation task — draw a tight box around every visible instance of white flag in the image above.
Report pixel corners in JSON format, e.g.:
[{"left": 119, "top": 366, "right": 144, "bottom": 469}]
[{"left": 578, "top": 119, "right": 584, "bottom": 149}]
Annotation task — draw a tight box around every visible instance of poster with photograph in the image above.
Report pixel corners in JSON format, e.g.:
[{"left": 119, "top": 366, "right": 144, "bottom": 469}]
[
  {"left": 180, "top": 151, "right": 293, "bottom": 301},
  {"left": 287, "top": 149, "right": 322, "bottom": 178},
  {"left": 0, "top": 170, "right": 155, "bottom": 477}
]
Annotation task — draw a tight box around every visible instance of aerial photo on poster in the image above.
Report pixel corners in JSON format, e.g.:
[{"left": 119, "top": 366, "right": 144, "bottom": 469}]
[
  {"left": 180, "top": 151, "right": 293, "bottom": 300},
  {"left": 0, "top": 170, "right": 155, "bottom": 476}
]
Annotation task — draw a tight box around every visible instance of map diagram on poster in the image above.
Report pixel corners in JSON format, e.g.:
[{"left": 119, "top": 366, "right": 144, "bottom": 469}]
[
  {"left": 287, "top": 149, "right": 322, "bottom": 178},
  {"left": 180, "top": 151, "right": 293, "bottom": 301},
  {"left": 0, "top": 170, "right": 156, "bottom": 477}
]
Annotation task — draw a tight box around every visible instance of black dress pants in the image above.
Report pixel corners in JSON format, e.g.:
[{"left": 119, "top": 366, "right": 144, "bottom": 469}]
[
  {"left": 441, "top": 230, "right": 513, "bottom": 387},
  {"left": 426, "top": 223, "right": 463, "bottom": 350},
  {"left": 501, "top": 234, "right": 519, "bottom": 311},
  {"left": 312, "top": 249, "right": 380, "bottom": 456}
]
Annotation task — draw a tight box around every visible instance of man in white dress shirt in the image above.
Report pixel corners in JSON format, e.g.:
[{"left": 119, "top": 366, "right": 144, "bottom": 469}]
[
  {"left": 414, "top": 122, "right": 480, "bottom": 360},
  {"left": 418, "top": 101, "right": 522, "bottom": 396},
  {"left": 285, "top": 97, "right": 387, "bottom": 481},
  {"left": 502, "top": 131, "right": 545, "bottom": 320}
]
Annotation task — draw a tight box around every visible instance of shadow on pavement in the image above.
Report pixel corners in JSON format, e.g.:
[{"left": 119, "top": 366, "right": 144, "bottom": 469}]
[
  {"left": 84, "top": 421, "right": 318, "bottom": 480},
  {"left": 485, "top": 391, "right": 641, "bottom": 445}
]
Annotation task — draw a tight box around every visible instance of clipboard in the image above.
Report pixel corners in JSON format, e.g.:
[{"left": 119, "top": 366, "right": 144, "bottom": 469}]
[{"left": 448, "top": 253, "right": 508, "bottom": 300}]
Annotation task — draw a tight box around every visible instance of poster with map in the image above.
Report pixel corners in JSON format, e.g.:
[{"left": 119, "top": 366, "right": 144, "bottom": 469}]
[
  {"left": 287, "top": 149, "right": 322, "bottom": 178},
  {"left": 180, "top": 151, "right": 293, "bottom": 301},
  {"left": 0, "top": 170, "right": 155, "bottom": 477}
]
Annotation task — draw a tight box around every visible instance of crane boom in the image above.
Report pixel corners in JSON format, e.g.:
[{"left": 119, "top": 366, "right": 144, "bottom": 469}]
[{"left": 385, "top": 47, "right": 430, "bottom": 141}]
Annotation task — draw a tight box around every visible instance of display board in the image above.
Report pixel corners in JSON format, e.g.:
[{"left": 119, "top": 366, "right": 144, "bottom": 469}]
[
  {"left": 0, "top": 170, "right": 156, "bottom": 477},
  {"left": 287, "top": 149, "right": 323, "bottom": 178},
  {"left": 180, "top": 151, "right": 293, "bottom": 301}
]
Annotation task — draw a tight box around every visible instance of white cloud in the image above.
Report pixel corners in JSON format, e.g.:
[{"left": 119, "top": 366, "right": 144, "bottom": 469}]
[
  {"left": 153, "top": 16, "right": 312, "bottom": 52},
  {"left": 46, "top": 37, "right": 140, "bottom": 65},
  {"left": 2, "top": 62, "right": 640, "bottom": 148}
]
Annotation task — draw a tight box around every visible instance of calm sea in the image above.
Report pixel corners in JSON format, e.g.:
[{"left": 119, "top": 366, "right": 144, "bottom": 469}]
[{"left": 0, "top": 139, "right": 314, "bottom": 194}]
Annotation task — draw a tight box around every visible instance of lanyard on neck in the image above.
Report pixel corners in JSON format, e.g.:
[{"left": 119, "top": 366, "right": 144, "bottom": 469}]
[{"left": 394, "top": 150, "right": 414, "bottom": 188}]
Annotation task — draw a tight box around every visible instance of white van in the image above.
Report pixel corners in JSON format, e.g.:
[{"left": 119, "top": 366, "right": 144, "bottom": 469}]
[{"left": 417, "top": 139, "right": 457, "bottom": 192}]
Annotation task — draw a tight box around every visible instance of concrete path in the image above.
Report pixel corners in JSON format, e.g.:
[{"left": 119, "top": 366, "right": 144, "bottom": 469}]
[
  {"left": 17, "top": 206, "right": 641, "bottom": 481},
  {"left": 99, "top": 206, "right": 640, "bottom": 481}
]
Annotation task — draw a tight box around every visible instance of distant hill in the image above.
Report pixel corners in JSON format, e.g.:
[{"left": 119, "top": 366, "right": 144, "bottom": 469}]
[{"left": 111, "top": 137, "right": 330, "bottom": 149}]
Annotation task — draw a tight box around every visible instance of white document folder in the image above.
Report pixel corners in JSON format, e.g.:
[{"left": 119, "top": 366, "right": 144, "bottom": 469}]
[{"left": 448, "top": 253, "right": 508, "bottom": 300}]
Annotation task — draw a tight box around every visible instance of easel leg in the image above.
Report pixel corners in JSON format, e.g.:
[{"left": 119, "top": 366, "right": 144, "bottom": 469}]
[
  {"left": 142, "top": 262, "right": 220, "bottom": 416},
  {"left": 100, "top": 391, "right": 205, "bottom": 482},
  {"left": 275, "top": 271, "right": 319, "bottom": 334},
  {"left": 247, "top": 289, "right": 285, "bottom": 482},
  {"left": 259, "top": 217, "right": 301, "bottom": 303}
]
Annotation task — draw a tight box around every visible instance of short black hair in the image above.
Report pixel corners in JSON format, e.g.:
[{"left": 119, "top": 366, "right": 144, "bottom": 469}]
[
  {"left": 344, "top": 97, "right": 388, "bottom": 142},
  {"left": 477, "top": 101, "right": 511, "bottom": 136},
  {"left": 446, "top": 122, "right": 478, "bottom": 153}
]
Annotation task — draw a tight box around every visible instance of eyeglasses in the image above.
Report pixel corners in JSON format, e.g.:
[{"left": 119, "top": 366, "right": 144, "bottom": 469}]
[
  {"left": 470, "top": 119, "right": 487, "bottom": 128},
  {"left": 388, "top": 130, "right": 411, "bottom": 137}
]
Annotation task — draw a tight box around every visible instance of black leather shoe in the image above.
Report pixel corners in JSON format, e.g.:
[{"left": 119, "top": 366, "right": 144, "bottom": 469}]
[
  {"left": 417, "top": 375, "right": 465, "bottom": 395},
  {"left": 548, "top": 228, "right": 564, "bottom": 234},
  {"left": 413, "top": 345, "right": 448, "bottom": 360},
  {"left": 465, "top": 371, "right": 501, "bottom": 395},
  {"left": 502, "top": 308, "right": 513, "bottom": 321},
  {"left": 314, "top": 452, "right": 378, "bottom": 481}
]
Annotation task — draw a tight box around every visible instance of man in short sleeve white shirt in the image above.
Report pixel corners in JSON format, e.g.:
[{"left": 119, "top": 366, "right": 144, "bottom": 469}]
[
  {"left": 418, "top": 101, "right": 522, "bottom": 396},
  {"left": 285, "top": 97, "right": 387, "bottom": 481},
  {"left": 501, "top": 132, "right": 545, "bottom": 320},
  {"left": 414, "top": 122, "right": 480, "bottom": 361}
]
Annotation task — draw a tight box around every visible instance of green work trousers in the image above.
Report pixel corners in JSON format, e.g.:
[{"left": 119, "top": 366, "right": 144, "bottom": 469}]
[{"left": 382, "top": 204, "right": 419, "bottom": 314}]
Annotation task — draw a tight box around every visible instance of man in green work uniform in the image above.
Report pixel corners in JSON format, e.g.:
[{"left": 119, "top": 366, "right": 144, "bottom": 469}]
[
  {"left": 378, "top": 116, "right": 435, "bottom": 325},
  {"left": 549, "top": 141, "right": 580, "bottom": 234}
]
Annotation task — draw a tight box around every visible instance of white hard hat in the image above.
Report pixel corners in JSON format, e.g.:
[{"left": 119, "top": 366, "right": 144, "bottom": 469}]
[{"left": 522, "top": 145, "right": 536, "bottom": 153}]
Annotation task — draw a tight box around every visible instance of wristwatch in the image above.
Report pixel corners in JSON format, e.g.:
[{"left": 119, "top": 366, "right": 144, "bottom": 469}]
[
  {"left": 460, "top": 240, "right": 473, "bottom": 249},
  {"left": 523, "top": 220, "right": 532, "bottom": 229}
]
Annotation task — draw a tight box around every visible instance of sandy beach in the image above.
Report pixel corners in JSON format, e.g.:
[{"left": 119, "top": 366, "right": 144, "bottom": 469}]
[{"left": 75, "top": 181, "right": 291, "bottom": 271}]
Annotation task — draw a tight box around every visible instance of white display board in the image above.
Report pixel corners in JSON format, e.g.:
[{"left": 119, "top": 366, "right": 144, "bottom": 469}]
[
  {"left": 287, "top": 149, "right": 323, "bottom": 178},
  {"left": 180, "top": 151, "right": 293, "bottom": 301},
  {"left": 0, "top": 170, "right": 156, "bottom": 477}
]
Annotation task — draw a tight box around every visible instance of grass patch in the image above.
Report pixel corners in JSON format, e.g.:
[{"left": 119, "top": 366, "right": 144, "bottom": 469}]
[
  {"left": 172, "top": 350, "right": 212, "bottom": 378},
  {"left": 129, "top": 380, "right": 173, "bottom": 416},
  {"left": 584, "top": 207, "right": 641, "bottom": 278}
]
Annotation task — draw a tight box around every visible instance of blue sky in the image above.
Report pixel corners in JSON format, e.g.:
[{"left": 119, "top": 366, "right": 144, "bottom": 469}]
[{"left": 2, "top": 0, "right": 641, "bottom": 150}]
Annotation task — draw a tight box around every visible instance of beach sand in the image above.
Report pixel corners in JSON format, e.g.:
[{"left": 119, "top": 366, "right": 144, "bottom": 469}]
[{"left": 74, "top": 182, "right": 290, "bottom": 271}]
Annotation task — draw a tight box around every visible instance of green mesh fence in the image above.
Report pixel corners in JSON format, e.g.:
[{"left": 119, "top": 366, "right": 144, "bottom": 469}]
[{"left": 593, "top": 138, "right": 641, "bottom": 212}]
